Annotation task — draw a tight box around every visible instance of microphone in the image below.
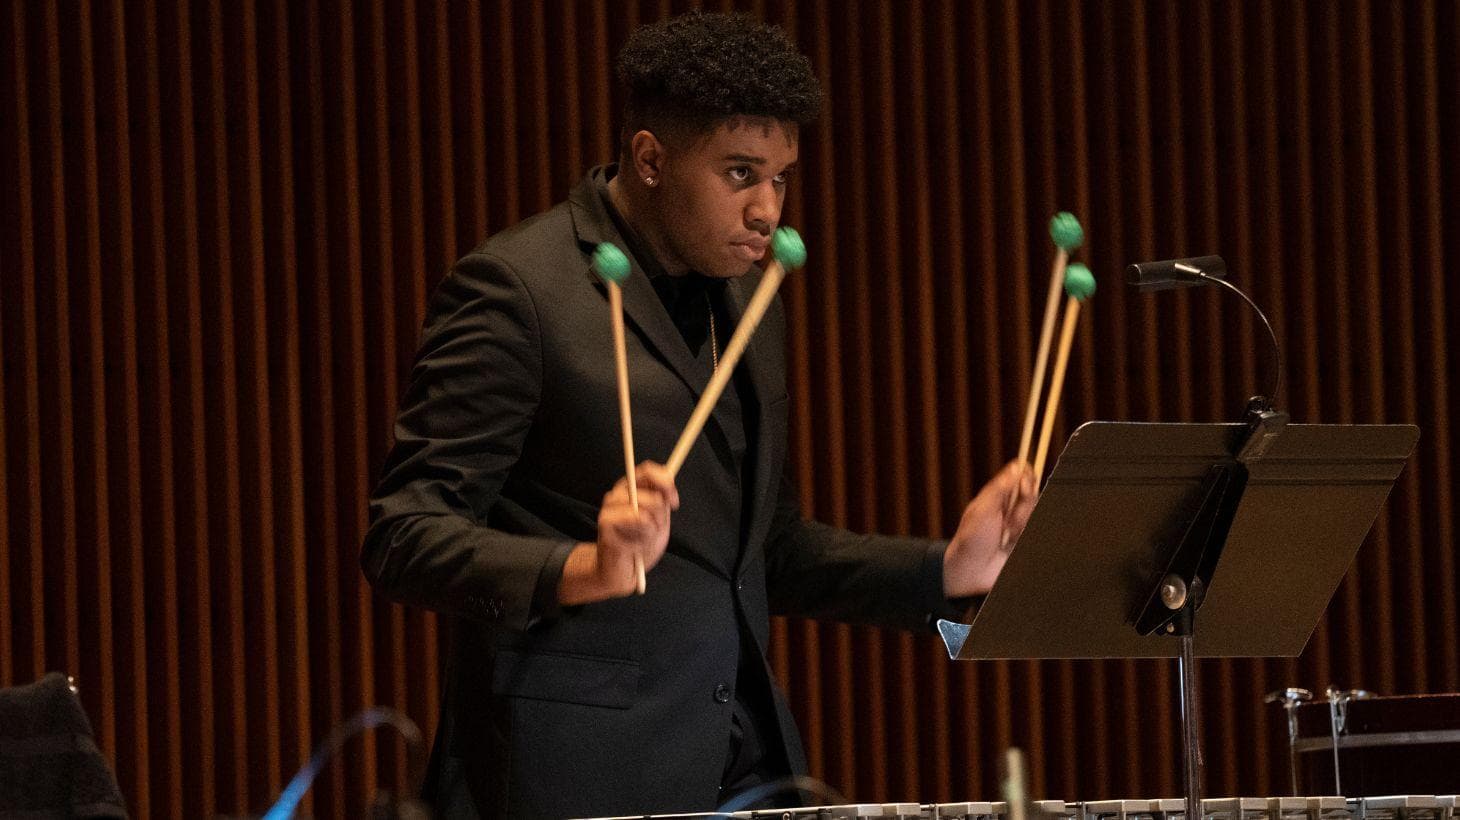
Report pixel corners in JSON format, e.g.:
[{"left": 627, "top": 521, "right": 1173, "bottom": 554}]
[{"left": 1125, "top": 255, "right": 1227, "bottom": 292}]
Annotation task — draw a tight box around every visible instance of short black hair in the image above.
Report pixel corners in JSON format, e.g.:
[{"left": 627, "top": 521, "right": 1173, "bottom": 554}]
[{"left": 615, "top": 11, "right": 822, "bottom": 151}]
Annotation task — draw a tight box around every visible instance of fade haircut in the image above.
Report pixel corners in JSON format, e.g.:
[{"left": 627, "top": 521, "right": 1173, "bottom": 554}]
[{"left": 614, "top": 10, "right": 823, "bottom": 154}]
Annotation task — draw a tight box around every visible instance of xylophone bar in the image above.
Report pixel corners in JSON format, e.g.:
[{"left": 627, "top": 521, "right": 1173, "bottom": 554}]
[
  {"left": 1352, "top": 795, "right": 1446, "bottom": 820},
  {"left": 577, "top": 795, "right": 1459, "bottom": 820},
  {"left": 1266, "top": 796, "right": 1348, "bottom": 820}
]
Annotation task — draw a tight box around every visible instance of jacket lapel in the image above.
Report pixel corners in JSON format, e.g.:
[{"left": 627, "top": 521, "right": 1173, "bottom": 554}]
[
  {"left": 568, "top": 173, "right": 713, "bottom": 399},
  {"left": 722, "top": 272, "right": 776, "bottom": 423},
  {"left": 724, "top": 272, "right": 784, "bottom": 560}
]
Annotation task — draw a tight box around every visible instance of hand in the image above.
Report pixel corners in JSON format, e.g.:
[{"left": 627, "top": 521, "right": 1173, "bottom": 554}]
[
  {"left": 942, "top": 460, "right": 1038, "bottom": 598},
  {"left": 559, "top": 462, "right": 679, "bottom": 605}
]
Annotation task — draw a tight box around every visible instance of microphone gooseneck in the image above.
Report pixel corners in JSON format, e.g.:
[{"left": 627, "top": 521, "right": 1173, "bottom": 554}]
[
  {"left": 1125, "top": 255, "right": 1283, "bottom": 413},
  {"left": 1193, "top": 271, "right": 1283, "bottom": 411}
]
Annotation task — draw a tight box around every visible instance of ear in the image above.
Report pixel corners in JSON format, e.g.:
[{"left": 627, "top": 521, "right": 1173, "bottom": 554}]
[{"left": 626, "top": 130, "right": 667, "bottom": 185}]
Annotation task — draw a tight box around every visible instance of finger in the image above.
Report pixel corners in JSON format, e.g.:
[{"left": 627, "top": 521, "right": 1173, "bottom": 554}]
[
  {"left": 1017, "top": 485, "right": 1037, "bottom": 514},
  {"left": 985, "top": 547, "right": 1011, "bottom": 579},
  {"left": 634, "top": 487, "right": 665, "bottom": 512},
  {"left": 635, "top": 461, "right": 680, "bottom": 510},
  {"left": 980, "top": 462, "right": 1021, "bottom": 505},
  {"left": 604, "top": 480, "right": 630, "bottom": 508},
  {"left": 638, "top": 497, "right": 668, "bottom": 533},
  {"left": 1008, "top": 497, "right": 1035, "bottom": 532},
  {"left": 636, "top": 468, "right": 679, "bottom": 512},
  {"left": 1017, "top": 465, "right": 1039, "bottom": 511},
  {"left": 600, "top": 507, "right": 640, "bottom": 536},
  {"left": 1005, "top": 489, "right": 1037, "bottom": 536},
  {"left": 997, "top": 462, "right": 1037, "bottom": 511},
  {"left": 601, "top": 523, "right": 633, "bottom": 554},
  {"left": 634, "top": 494, "right": 671, "bottom": 536},
  {"left": 1002, "top": 458, "right": 1034, "bottom": 489},
  {"left": 609, "top": 518, "right": 652, "bottom": 549}
]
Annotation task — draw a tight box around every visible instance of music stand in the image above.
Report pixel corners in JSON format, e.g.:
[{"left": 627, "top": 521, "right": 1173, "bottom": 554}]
[{"left": 936, "top": 421, "right": 1418, "bottom": 817}]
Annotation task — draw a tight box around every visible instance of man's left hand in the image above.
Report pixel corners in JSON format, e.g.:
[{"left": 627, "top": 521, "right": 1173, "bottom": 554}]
[{"left": 942, "top": 460, "right": 1038, "bottom": 598}]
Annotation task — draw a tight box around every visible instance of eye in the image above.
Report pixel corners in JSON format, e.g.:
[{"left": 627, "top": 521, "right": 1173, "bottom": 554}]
[
  {"left": 773, "top": 167, "right": 795, "bottom": 186},
  {"left": 728, "top": 166, "right": 752, "bottom": 183}
]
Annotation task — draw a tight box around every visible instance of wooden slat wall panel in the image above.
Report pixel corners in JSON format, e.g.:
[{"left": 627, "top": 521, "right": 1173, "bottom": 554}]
[{"left": 2, "top": 1, "right": 1457, "bottom": 816}]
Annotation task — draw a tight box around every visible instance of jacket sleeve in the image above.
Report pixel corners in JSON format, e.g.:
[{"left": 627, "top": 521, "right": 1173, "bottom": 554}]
[
  {"left": 361, "top": 251, "right": 577, "bottom": 632},
  {"left": 762, "top": 470, "right": 967, "bottom": 631}
]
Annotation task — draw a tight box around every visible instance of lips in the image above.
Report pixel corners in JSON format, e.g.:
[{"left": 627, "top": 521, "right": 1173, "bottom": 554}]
[{"left": 731, "top": 239, "right": 768, "bottom": 261}]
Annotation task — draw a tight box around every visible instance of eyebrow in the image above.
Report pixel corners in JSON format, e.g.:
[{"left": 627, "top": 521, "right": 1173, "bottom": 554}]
[{"left": 721, "top": 153, "right": 798, "bottom": 172}]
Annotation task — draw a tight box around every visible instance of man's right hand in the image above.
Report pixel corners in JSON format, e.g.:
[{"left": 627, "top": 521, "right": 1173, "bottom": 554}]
[{"left": 558, "top": 462, "right": 679, "bottom": 605}]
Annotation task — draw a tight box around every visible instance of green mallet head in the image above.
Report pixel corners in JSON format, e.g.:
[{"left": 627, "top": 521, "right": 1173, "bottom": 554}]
[
  {"left": 771, "top": 226, "right": 807, "bottom": 270},
  {"left": 591, "top": 243, "right": 631, "bottom": 284},
  {"left": 1064, "top": 262, "right": 1096, "bottom": 301},
  {"left": 1049, "top": 212, "right": 1085, "bottom": 251}
]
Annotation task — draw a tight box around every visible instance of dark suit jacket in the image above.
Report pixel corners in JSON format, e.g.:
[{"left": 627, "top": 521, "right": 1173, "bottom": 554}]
[{"left": 362, "top": 168, "right": 956, "bottom": 819}]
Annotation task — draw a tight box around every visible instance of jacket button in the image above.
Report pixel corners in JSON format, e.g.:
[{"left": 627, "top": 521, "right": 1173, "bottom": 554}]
[{"left": 713, "top": 684, "right": 732, "bottom": 704}]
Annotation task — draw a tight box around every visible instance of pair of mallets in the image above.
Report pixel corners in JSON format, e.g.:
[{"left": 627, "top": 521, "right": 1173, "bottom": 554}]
[
  {"left": 592, "top": 228, "right": 808, "bottom": 593},
  {"left": 1003, "top": 213, "right": 1096, "bottom": 548}
]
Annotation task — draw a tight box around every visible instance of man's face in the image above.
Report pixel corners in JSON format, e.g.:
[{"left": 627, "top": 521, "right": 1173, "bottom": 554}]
[{"left": 653, "top": 117, "right": 799, "bottom": 279}]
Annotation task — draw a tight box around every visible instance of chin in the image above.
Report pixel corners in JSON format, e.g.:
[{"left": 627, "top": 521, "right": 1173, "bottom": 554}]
[
  {"left": 720, "top": 256, "right": 765, "bottom": 279},
  {"left": 697, "top": 259, "right": 749, "bottom": 279}
]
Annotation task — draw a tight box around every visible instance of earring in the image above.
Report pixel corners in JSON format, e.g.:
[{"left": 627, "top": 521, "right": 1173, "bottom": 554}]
[{"left": 644, "top": 176, "right": 657, "bottom": 187}]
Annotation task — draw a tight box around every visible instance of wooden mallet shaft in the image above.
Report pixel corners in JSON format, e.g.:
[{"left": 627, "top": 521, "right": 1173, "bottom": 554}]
[
  {"left": 1017, "top": 247, "right": 1070, "bottom": 469},
  {"left": 1032, "top": 296, "right": 1082, "bottom": 481},
  {"left": 607, "top": 283, "right": 646, "bottom": 595},
  {"left": 664, "top": 227, "right": 807, "bottom": 480},
  {"left": 593, "top": 243, "right": 646, "bottom": 595},
  {"left": 1002, "top": 214, "right": 1084, "bottom": 548},
  {"left": 1032, "top": 262, "right": 1096, "bottom": 483}
]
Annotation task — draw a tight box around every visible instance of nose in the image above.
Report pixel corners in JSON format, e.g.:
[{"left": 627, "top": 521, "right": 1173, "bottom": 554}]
[{"left": 744, "top": 181, "right": 780, "bottom": 234}]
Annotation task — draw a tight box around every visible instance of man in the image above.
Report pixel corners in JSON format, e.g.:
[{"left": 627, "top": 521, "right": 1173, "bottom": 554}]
[{"left": 362, "top": 11, "right": 1035, "bottom": 819}]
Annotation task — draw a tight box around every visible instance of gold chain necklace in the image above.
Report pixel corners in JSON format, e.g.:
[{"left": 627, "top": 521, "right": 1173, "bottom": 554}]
[{"left": 706, "top": 292, "right": 719, "bottom": 373}]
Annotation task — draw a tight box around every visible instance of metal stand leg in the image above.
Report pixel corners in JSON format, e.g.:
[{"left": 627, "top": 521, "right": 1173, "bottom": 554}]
[{"left": 1178, "top": 635, "right": 1204, "bottom": 820}]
